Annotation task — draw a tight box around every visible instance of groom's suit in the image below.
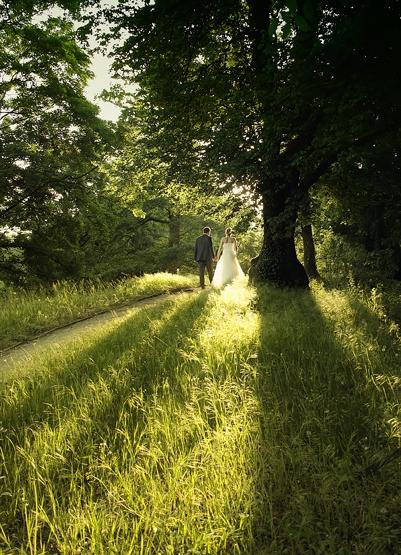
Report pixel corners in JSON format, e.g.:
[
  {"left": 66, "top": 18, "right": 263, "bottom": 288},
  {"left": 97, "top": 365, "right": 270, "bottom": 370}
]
[{"left": 194, "top": 234, "right": 214, "bottom": 287}]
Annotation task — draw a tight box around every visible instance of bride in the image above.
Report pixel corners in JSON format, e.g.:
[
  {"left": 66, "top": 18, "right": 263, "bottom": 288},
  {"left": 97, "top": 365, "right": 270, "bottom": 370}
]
[{"left": 212, "top": 228, "right": 245, "bottom": 289}]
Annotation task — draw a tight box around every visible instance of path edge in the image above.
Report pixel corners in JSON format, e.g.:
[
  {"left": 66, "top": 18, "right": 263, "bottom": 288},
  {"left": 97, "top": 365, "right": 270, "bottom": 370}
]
[{"left": 1, "top": 287, "right": 195, "bottom": 355}]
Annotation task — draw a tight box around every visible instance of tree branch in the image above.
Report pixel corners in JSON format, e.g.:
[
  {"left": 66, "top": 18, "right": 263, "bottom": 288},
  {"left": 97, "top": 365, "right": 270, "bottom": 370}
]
[
  {"left": 0, "top": 240, "right": 70, "bottom": 269},
  {"left": 299, "top": 119, "right": 401, "bottom": 192},
  {"left": 0, "top": 166, "right": 98, "bottom": 219},
  {"left": 300, "top": 153, "right": 338, "bottom": 192}
]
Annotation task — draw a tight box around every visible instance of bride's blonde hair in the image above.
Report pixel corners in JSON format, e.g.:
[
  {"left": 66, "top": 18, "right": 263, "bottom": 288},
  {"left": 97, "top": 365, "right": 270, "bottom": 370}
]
[{"left": 225, "top": 228, "right": 233, "bottom": 237}]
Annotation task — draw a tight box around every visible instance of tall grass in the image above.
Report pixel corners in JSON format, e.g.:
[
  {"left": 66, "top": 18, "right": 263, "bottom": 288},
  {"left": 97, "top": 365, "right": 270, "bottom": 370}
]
[
  {"left": 0, "top": 273, "right": 197, "bottom": 350},
  {"left": 0, "top": 280, "right": 400, "bottom": 553},
  {"left": 253, "top": 283, "right": 401, "bottom": 553}
]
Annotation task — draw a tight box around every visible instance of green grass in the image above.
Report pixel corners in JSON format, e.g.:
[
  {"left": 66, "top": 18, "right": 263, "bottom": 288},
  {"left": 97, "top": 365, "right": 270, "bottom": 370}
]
[
  {"left": 0, "top": 280, "right": 400, "bottom": 553},
  {"left": 0, "top": 273, "right": 197, "bottom": 350}
]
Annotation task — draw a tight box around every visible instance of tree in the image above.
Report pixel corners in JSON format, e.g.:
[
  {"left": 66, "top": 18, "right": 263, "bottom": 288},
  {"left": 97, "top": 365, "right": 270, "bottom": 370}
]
[
  {"left": 101, "top": 104, "right": 259, "bottom": 272},
  {"left": 83, "top": 0, "right": 401, "bottom": 287},
  {"left": 0, "top": 5, "right": 114, "bottom": 282},
  {"left": 313, "top": 131, "right": 401, "bottom": 284}
]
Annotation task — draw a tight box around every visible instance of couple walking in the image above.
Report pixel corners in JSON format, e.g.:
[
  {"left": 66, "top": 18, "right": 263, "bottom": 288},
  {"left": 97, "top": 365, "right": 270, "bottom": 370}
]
[{"left": 194, "top": 227, "right": 245, "bottom": 289}]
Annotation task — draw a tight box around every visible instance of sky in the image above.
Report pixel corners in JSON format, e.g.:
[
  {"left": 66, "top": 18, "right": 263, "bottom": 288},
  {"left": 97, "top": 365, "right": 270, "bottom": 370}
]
[
  {"left": 86, "top": 51, "right": 121, "bottom": 122},
  {"left": 41, "top": 4, "right": 122, "bottom": 122}
]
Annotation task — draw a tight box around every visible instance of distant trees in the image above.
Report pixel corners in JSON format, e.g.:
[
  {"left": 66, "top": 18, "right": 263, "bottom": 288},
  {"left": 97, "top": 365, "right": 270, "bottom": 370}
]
[
  {"left": 101, "top": 103, "right": 260, "bottom": 273},
  {"left": 308, "top": 133, "right": 401, "bottom": 285},
  {"left": 0, "top": 4, "right": 116, "bottom": 283}
]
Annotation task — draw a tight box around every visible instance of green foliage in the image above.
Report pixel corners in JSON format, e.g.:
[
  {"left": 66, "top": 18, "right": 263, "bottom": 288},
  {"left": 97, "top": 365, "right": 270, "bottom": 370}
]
[
  {"left": 236, "top": 224, "right": 263, "bottom": 272},
  {"left": 308, "top": 169, "right": 401, "bottom": 287},
  {"left": 84, "top": 0, "right": 401, "bottom": 286},
  {"left": 316, "top": 229, "right": 397, "bottom": 287},
  {"left": 0, "top": 0, "right": 82, "bottom": 19},
  {"left": 97, "top": 104, "right": 260, "bottom": 278},
  {"left": 2, "top": 0, "right": 400, "bottom": 289},
  {"left": 0, "top": 7, "right": 115, "bottom": 284}
]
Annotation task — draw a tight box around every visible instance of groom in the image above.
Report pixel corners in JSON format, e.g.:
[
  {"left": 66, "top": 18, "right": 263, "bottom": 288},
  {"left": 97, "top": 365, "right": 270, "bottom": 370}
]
[{"left": 194, "top": 227, "right": 215, "bottom": 288}]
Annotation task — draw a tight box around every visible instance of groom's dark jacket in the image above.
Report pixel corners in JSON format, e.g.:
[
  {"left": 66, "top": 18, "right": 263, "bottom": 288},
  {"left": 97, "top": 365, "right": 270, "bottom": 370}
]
[{"left": 194, "top": 234, "right": 214, "bottom": 262}]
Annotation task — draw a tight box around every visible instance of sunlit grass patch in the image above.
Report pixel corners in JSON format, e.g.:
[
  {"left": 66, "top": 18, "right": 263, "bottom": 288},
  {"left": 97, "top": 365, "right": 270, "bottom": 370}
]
[
  {"left": 0, "top": 272, "right": 197, "bottom": 350},
  {"left": 197, "top": 280, "right": 259, "bottom": 373},
  {"left": 1, "top": 281, "right": 401, "bottom": 553},
  {"left": 0, "top": 284, "right": 263, "bottom": 553}
]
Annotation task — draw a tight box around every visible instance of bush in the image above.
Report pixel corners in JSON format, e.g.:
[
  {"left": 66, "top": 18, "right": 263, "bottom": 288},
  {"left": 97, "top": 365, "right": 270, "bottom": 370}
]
[{"left": 316, "top": 229, "right": 397, "bottom": 287}]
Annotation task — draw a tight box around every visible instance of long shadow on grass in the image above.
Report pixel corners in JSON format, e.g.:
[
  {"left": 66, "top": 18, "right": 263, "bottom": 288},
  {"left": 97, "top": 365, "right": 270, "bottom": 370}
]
[
  {"left": 252, "top": 285, "right": 401, "bottom": 553},
  {"left": 345, "top": 293, "right": 401, "bottom": 363},
  {"left": 0, "top": 299, "right": 169, "bottom": 545},
  {"left": 0, "top": 302, "right": 161, "bottom": 433},
  {"left": 56, "top": 289, "right": 212, "bottom": 454},
  {"left": 0, "top": 293, "right": 208, "bottom": 435},
  {"left": 345, "top": 294, "right": 401, "bottom": 408},
  {"left": 0, "top": 292, "right": 211, "bottom": 548}
]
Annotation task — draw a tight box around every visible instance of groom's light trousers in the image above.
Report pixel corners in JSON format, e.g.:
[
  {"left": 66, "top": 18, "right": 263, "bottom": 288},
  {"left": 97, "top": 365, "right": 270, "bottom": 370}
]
[{"left": 198, "top": 260, "right": 213, "bottom": 288}]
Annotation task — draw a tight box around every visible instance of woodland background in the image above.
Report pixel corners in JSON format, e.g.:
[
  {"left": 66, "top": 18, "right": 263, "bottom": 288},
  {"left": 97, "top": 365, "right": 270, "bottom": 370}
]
[{"left": 1, "top": 0, "right": 400, "bottom": 293}]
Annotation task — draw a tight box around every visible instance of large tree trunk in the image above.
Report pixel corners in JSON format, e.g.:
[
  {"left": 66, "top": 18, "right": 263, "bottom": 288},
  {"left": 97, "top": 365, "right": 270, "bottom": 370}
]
[
  {"left": 249, "top": 186, "right": 309, "bottom": 287},
  {"left": 301, "top": 224, "right": 320, "bottom": 280},
  {"left": 246, "top": 0, "right": 307, "bottom": 288},
  {"left": 365, "top": 205, "right": 384, "bottom": 252},
  {"left": 168, "top": 214, "right": 180, "bottom": 248}
]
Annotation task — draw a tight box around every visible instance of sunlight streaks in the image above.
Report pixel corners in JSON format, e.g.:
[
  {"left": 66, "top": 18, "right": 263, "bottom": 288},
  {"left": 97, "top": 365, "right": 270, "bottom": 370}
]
[
  {"left": 2, "top": 280, "right": 400, "bottom": 552},
  {"left": 0, "top": 281, "right": 263, "bottom": 553}
]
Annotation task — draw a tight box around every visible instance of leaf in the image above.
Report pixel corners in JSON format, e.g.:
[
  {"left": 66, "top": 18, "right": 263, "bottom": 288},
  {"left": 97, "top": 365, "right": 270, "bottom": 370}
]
[
  {"left": 132, "top": 208, "right": 146, "bottom": 218},
  {"left": 286, "top": 0, "right": 297, "bottom": 15},
  {"left": 295, "top": 14, "right": 310, "bottom": 32},
  {"left": 268, "top": 19, "right": 279, "bottom": 39}
]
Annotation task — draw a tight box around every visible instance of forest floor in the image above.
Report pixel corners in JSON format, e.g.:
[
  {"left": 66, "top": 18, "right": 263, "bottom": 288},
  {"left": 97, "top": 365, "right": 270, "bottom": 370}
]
[
  {"left": 0, "top": 288, "right": 196, "bottom": 382},
  {"left": 1, "top": 277, "right": 401, "bottom": 554}
]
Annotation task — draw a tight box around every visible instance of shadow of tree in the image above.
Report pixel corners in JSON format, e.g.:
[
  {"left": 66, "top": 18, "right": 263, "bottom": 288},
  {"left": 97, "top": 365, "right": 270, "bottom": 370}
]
[
  {"left": 1, "top": 301, "right": 168, "bottom": 431},
  {"left": 62, "top": 290, "right": 211, "bottom": 453},
  {"left": 0, "top": 292, "right": 211, "bottom": 548},
  {"left": 344, "top": 293, "right": 401, "bottom": 364},
  {"left": 251, "top": 285, "right": 401, "bottom": 553}
]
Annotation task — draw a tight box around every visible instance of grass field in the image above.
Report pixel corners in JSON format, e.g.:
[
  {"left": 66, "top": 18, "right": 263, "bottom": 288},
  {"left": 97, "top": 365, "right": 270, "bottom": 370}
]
[
  {"left": 0, "top": 278, "right": 400, "bottom": 553},
  {"left": 0, "top": 273, "right": 197, "bottom": 351}
]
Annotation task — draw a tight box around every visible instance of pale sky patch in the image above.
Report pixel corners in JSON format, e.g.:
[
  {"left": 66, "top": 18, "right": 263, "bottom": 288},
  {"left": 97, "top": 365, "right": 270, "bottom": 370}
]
[
  {"left": 35, "top": 4, "right": 122, "bottom": 122},
  {"left": 86, "top": 51, "right": 121, "bottom": 122}
]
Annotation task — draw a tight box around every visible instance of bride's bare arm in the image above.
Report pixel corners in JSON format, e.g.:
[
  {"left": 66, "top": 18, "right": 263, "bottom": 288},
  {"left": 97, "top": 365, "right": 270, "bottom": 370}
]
[
  {"left": 216, "top": 238, "right": 224, "bottom": 259},
  {"left": 233, "top": 237, "right": 238, "bottom": 253}
]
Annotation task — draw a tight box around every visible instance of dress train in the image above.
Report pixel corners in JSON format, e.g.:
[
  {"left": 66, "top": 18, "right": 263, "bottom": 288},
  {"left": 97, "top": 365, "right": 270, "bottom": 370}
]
[{"left": 212, "top": 243, "right": 245, "bottom": 289}]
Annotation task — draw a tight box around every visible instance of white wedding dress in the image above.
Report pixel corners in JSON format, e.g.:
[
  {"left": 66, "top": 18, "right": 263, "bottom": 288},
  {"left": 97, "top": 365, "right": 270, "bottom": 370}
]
[{"left": 212, "top": 241, "right": 245, "bottom": 289}]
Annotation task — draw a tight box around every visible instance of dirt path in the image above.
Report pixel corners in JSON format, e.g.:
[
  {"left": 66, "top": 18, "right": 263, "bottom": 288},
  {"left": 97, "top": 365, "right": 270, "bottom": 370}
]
[{"left": 0, "top": 289, "right": 195, "bottom": 381}]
